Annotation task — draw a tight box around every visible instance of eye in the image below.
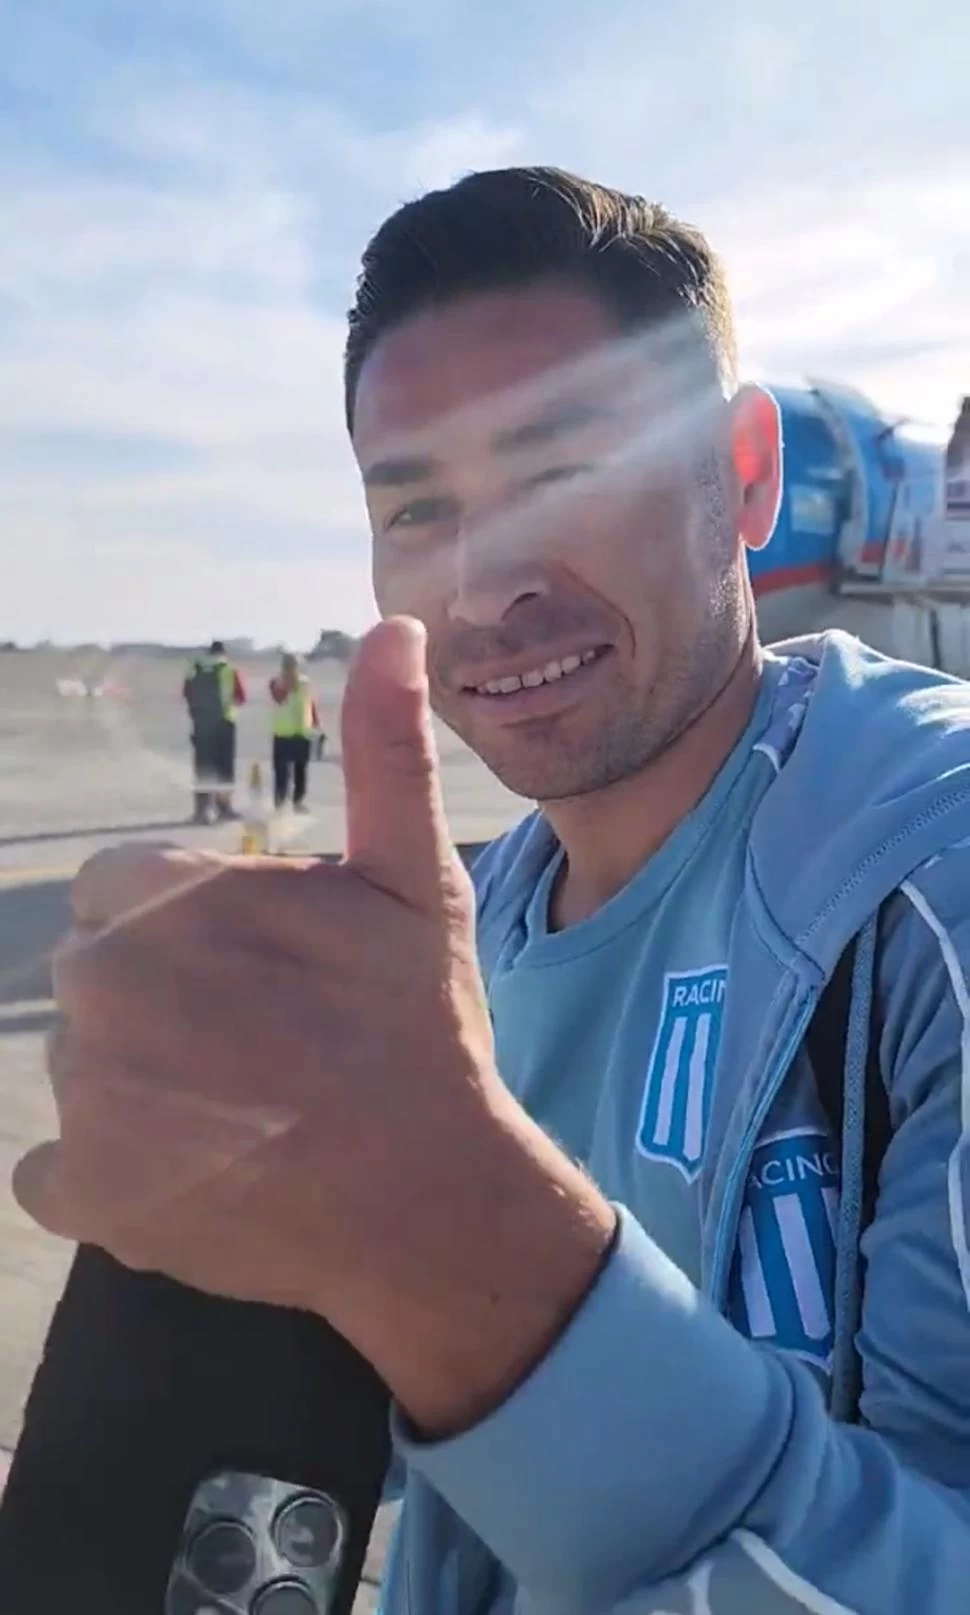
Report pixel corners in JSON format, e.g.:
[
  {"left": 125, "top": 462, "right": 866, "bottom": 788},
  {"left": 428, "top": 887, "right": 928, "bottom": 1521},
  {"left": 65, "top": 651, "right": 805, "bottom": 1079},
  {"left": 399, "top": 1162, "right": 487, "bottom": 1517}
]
[{"left": 385, "top": 495, "right": 458, "bottom": 532}]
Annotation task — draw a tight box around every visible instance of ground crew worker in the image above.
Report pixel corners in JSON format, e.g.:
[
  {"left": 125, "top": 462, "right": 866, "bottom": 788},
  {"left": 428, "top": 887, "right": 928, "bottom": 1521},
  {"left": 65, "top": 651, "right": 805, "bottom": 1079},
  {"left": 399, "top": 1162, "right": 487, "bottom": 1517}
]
[
  {"left": 268, "top": 652, "right": 320, "bottom": 812},
  {"left": 182, "top": 640, "right": 246, "bottom": 824}
]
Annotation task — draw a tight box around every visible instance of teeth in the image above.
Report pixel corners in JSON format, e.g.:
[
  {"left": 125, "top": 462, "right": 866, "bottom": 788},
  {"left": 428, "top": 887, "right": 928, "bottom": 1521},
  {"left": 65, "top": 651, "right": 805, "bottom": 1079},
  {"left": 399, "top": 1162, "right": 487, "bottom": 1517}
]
[{"left": 475, "top": 648, "right": 601, "bottom": 697}]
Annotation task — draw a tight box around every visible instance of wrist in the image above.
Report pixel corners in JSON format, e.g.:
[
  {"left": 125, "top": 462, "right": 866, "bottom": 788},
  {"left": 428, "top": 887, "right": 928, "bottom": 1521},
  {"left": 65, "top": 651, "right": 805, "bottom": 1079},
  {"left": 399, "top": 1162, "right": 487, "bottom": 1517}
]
[{"left": 341, "top": 1101, "right": 617, "bottom": 1438}]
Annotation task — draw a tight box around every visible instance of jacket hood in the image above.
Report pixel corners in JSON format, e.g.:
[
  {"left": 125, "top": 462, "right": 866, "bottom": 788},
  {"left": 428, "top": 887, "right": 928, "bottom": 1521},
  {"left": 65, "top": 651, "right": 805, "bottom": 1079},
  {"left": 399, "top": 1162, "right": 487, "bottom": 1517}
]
[{"left": 748, "top": 631, "right": 970, "bottom": 972}]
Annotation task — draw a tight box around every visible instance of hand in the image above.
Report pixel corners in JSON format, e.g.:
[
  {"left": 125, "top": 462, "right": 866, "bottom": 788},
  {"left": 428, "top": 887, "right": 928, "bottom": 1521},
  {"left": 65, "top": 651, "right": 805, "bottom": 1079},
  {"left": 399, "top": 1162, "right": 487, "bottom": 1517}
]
[{"left": 14, "top": 619, "right": 614, "bottom": 1431}]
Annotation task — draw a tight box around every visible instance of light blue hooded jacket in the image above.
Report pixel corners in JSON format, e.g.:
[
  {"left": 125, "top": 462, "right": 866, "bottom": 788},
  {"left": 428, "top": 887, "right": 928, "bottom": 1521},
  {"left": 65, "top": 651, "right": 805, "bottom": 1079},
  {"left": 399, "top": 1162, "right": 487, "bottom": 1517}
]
[{"left": 381, "top": 629, "right": 970, "bottom": 1614}]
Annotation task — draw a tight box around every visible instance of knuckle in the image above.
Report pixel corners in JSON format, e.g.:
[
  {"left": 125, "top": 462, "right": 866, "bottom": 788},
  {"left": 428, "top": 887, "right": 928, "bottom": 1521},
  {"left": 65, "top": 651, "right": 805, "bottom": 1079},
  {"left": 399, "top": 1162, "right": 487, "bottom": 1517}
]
[
  {"left": 72, "top": 843, "right": 218, "bottom": 932},
  {"left": 70, "top": 848, "right": 118, "bottom": 923},
  {"left": 219, "top": 861, "right": 297, "bottom": 941},
  {"left": 147, "top": 849, "right": 225, "bottom": 920}
]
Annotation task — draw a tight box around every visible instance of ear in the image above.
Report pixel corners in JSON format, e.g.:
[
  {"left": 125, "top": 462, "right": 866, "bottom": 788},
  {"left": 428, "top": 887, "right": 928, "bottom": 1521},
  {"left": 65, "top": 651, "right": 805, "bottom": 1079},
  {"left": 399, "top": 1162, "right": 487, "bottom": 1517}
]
[{"left": 729, "top": 384, "right": 782, "bottom": 554}]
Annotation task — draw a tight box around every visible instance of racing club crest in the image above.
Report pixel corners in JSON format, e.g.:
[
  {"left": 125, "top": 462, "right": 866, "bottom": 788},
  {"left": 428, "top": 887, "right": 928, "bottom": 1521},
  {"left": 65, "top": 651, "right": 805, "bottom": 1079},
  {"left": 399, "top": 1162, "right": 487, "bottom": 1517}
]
[
  {"left": 727, "top": 1128, "right": 839, "bottom": 1369},
  {"left": 636, "top": 967, "right": 727, "bottom": 1181}
]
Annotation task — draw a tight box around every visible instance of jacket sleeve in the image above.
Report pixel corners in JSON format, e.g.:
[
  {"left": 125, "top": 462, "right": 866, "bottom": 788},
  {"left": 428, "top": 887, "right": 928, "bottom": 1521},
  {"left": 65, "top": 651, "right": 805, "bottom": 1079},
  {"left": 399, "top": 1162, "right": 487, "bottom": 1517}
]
[{"left": 394, "top": 848, "right": 970, "bottom": 1613}]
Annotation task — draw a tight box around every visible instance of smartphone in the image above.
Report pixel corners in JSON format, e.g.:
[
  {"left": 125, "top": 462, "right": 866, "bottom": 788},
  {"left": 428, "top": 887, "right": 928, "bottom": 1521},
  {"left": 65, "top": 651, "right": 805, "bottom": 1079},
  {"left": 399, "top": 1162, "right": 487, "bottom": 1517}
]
[{"left": 165, "top": 1471, "right": 349, "bottom": 1614}]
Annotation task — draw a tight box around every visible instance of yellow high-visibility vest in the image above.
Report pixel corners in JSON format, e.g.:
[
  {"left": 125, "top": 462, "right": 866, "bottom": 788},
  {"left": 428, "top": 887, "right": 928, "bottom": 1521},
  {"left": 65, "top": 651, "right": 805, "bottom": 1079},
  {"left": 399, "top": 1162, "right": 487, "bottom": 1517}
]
[{"left": 272, "top": 677, "right": 314, "bottom": 738}]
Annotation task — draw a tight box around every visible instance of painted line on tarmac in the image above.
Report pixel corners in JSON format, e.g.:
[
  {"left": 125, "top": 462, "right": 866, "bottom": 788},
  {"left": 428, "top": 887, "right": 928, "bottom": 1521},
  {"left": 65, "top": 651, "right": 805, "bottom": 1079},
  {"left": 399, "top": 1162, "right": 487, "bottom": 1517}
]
[
  {"left": 0, "top": 864, "right": 80, "bottom": 887},
  {"left": 0, "top": 997, "right": 56, "bottom": 1022}
]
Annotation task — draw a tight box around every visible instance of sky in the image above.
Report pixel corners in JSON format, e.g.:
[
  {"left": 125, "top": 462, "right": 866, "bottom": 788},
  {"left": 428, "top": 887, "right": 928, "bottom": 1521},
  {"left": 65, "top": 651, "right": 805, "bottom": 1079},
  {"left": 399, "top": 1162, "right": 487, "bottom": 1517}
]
[{"left": 1, "top": 0, "right": 968, "bottom": 648}]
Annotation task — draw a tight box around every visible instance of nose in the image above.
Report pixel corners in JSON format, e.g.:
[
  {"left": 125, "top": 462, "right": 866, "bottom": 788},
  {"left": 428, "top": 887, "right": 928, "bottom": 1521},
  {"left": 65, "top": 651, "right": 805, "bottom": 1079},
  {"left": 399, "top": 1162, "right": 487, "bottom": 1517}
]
[{"left": 448, "top": 525, "right": 552, "bottom": 627}]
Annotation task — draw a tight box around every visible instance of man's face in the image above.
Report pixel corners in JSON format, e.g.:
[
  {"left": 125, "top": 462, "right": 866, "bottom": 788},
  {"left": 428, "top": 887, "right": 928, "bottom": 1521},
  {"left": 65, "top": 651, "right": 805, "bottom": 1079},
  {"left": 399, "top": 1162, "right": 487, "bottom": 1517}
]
[{"left": 352, "top": 279, "right": 775, "bottom": 801}]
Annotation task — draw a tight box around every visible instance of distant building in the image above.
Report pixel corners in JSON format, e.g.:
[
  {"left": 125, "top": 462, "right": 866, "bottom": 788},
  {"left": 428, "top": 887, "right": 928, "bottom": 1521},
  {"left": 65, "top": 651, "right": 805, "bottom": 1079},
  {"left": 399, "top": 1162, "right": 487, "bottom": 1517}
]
[
  {"left": 110, "top": 643, "right": 194, "bottom": 657},
  {"left": 308, "top": 630, "right": 357, "bottom": 662}
]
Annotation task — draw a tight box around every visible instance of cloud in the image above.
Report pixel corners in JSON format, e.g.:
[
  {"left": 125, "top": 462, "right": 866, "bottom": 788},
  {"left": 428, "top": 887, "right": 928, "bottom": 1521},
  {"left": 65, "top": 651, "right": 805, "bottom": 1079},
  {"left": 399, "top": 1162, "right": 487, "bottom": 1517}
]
[
  {"left": 713, "top": 167, "right": 970, "bottom": 425},
  {"left": 1, "top": 0, "right": 967, "bottom": 646},
  {"left": 3, "top": 525, "right": 376, "bottom": 648},
  {"left": 0, "top": 26, "right": 528, "bottom": 645},
  {"left": 396, "top": 114, "right": 523, "bottom": 195}
]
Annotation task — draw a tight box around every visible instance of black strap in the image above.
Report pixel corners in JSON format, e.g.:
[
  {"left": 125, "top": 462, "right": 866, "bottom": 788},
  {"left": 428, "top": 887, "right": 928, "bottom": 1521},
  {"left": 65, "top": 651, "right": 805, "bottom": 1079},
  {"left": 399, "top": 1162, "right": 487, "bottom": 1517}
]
[
  {"left": 806, "top": 924, "right": 892, "bottom": 1417},
  {"left": 808, "top": 929, "right": 891, "bottom": 1233}
]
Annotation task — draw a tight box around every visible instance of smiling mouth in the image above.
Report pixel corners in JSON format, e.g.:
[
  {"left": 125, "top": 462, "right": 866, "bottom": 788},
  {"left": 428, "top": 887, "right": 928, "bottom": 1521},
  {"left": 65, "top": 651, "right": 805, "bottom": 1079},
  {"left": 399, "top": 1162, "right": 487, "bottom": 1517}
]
[{"left": 465, "top": 645, "right": 610, "bottom": 698}]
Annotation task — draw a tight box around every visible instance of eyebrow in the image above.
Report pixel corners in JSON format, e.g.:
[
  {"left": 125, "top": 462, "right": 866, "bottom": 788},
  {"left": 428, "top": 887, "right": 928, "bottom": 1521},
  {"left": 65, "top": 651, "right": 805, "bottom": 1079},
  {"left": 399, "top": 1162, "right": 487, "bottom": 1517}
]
[
  {"left": 491, "top": 399, "right": 615, "bottom": 452},
  {"left": 362, "top": 454, "right": 441, "bottom": 488},
  {"left": 361, "top": 400, "right": 614, "bottom": 488}
]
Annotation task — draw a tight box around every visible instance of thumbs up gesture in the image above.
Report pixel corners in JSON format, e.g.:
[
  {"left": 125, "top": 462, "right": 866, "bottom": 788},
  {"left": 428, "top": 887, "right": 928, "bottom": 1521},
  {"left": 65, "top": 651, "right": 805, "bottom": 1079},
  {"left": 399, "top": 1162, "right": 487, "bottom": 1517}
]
[{"left": 13, "top": 618, "right": 614, "bottom": 1431}]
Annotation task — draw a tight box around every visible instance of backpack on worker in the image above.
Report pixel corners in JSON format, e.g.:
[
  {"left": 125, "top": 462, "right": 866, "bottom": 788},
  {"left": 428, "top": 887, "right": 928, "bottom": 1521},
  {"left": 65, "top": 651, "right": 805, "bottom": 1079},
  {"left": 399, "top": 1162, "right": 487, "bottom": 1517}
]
[{"left": 184, "top": 661, "right": 226, "bottom": 732}]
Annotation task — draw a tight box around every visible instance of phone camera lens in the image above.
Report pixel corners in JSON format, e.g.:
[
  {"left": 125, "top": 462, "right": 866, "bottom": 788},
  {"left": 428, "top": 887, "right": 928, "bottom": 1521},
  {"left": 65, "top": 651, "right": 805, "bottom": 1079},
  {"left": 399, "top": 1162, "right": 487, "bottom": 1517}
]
[
  {"left": 251, "top": 1579, "right": 317, "bottom": 1614},
  {"left": 271, "top": 1492, "right": 341, "bottom": 1569},
  {"left": 185, "top": 1517, "right": 257, "bottom": 1597}
]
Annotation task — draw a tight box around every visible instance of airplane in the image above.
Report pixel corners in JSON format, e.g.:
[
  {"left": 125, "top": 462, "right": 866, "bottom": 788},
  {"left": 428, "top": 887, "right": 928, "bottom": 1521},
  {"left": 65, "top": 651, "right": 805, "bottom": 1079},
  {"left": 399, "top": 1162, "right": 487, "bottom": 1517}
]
[{"left": 749, "top": 382, "right": 970, "bottom": 658}]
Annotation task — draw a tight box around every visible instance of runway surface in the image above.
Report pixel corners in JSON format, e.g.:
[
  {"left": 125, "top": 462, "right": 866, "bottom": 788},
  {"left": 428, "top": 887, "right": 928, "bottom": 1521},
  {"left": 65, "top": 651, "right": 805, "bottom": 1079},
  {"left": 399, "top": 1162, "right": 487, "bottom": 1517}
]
[{"left": 0, "top": 647, "right": 525, "bottom": 1609}]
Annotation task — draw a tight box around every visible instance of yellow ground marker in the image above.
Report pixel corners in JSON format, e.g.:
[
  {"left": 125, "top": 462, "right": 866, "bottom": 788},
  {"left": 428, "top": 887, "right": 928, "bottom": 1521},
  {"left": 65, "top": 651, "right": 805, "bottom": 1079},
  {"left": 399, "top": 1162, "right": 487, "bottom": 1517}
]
[{"left": 0, "top": 865, "right": 81, "bottom": 887}]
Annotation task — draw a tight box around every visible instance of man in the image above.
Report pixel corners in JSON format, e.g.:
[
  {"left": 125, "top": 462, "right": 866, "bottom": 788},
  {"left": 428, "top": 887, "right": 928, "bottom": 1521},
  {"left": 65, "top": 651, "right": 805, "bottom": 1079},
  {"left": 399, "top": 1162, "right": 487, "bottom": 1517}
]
[
  {"left": 269, "top": 651, "right": 321, "bottom": 812},
  {"left": 182, "top": 639, "right": 246, "bottom": 823},
  {"left": 15, "top": 168, "right": 970, "bottom": 1612}
]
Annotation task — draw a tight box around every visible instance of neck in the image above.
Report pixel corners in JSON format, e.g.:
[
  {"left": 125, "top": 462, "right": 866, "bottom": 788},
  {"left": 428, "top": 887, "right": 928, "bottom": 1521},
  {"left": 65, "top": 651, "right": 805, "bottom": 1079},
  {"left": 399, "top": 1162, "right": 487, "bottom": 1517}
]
[{"left": 545, "top": 632, "right": 763, "bottom": 929}]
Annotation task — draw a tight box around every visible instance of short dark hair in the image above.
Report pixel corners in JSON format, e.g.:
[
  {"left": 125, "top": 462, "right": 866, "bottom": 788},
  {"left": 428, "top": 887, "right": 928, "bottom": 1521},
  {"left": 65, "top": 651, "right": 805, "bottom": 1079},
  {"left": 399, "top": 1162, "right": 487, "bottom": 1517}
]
[
  {"left": 344, "top": 166, "right": 737, "bottom": 433},
  {"left": 209, "top": 639, "right": 225, "bottom": 655}
]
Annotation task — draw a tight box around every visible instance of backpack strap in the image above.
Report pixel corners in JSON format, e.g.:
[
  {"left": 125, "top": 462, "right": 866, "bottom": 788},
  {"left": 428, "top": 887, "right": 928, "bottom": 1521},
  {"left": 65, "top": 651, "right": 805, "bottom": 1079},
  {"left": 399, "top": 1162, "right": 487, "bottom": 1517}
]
[{"left": 805, "top": 917, "right": 892, "bottom": 1417}]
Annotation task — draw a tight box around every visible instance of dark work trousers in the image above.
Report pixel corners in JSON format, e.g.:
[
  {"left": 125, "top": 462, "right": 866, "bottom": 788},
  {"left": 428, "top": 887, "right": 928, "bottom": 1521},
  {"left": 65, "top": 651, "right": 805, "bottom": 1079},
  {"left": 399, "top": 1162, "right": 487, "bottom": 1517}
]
[
  {"left": 272, "top": 734, "right": 311, "bottom": 807},
  {"left": 191, "top": 719, "right": 237, "bottom": 818}
]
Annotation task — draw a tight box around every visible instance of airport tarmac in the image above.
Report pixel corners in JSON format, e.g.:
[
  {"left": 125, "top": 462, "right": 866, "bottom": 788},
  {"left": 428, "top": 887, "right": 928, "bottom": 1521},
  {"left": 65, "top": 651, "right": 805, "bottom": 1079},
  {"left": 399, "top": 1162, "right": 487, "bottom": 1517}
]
[{"left": 0, "top": 646, "right": 525, "bottom": 1609}]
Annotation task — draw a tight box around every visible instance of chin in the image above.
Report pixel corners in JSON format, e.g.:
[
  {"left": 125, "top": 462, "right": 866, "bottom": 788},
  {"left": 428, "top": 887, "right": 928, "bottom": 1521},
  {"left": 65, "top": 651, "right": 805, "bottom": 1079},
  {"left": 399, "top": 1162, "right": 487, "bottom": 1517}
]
[{"left": 475, "top": 736, "right": 617, "bottom": 803}]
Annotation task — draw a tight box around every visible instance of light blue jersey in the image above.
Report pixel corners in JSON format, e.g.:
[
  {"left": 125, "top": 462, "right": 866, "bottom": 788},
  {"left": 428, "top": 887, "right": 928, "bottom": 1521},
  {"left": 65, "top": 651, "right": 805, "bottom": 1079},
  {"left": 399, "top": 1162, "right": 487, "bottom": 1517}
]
[
  {"left": 381, "top": 632, "right": 970, "bottom": 1615},
  {"left": 489, "top": 655, "right": 795, "bottom": 1304}
]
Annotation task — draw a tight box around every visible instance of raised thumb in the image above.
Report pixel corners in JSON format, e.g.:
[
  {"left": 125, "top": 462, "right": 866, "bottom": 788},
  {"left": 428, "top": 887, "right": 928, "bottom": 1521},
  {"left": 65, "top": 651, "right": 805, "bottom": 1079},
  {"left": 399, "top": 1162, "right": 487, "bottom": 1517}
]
[{"left": 341, "top": 617, "right": 456, "bottom": 908}]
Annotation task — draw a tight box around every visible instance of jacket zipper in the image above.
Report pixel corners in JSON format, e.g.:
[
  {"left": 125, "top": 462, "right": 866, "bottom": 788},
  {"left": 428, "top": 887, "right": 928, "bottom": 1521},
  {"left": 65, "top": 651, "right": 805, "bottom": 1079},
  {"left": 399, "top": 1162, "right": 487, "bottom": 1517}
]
[{"left": 708, "top": 993, "right": 818, "bottom": 1305}]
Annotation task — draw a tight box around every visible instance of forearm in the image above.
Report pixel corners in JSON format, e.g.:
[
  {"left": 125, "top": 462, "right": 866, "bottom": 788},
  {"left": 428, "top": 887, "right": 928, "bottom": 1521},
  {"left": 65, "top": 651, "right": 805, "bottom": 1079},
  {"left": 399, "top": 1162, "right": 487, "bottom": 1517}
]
[{"left": 395, "top": 1206, "right": 970, "bottom": 1614}]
